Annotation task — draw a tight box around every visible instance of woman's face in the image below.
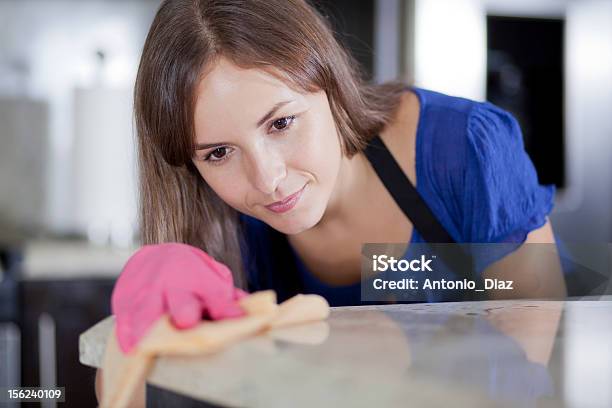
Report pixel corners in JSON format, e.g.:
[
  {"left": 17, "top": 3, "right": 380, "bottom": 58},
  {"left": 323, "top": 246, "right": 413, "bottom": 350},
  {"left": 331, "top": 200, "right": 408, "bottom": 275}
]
[{"left": 191, "top": 58, "right": 343, "bottom": 235}]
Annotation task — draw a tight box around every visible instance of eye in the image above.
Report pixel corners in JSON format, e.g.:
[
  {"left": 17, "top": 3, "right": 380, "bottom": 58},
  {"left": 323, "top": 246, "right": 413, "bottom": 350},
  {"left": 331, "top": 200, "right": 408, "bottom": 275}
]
[
  {"left": 270, "top": 115, "right": 296, "bottom": 132},
  {"left": 204, "top": 146, "right": 233, "bottom": 163}
]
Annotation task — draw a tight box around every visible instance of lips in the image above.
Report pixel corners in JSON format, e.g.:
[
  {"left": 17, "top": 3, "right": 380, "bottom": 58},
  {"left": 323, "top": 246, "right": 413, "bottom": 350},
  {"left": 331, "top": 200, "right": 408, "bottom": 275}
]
[{"left": 265, "top": 184, "right": 306, "bottom": 214}]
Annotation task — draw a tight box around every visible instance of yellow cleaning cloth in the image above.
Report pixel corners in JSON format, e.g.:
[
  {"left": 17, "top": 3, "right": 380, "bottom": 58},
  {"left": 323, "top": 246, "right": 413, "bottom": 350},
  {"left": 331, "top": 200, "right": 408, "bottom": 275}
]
[{"left": 100, "top": 291, "right": 330, "bottom": 407}]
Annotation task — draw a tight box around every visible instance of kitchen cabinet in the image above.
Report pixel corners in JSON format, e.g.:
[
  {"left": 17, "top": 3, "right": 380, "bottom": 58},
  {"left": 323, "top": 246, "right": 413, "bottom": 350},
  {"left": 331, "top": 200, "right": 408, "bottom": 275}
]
[
  {"left": 1, "top": 240, "right": 130, "bottom": 407},
  {"left": 19, "top": 279, "right": 114, "bottom": 407}
]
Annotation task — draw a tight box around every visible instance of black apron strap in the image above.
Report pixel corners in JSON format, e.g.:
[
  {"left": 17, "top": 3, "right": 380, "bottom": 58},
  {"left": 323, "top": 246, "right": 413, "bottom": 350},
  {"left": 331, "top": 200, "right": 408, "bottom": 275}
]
[
  {"left": 364, "top": 135, "right": 455, "bottom": 243},
  {"left": 364, "top": 135, "right": 480, "bottom": 298}
]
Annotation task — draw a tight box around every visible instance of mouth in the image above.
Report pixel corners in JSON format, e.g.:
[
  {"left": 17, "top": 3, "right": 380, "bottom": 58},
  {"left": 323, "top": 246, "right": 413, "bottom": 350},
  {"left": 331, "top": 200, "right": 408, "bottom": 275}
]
[{"left": 264, "top": 184, "right": 307, "bottom": 214}]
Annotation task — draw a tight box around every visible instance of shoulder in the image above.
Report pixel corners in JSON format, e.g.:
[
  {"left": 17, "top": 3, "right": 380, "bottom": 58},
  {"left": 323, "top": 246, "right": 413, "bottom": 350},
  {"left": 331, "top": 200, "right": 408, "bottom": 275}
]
[
  {"left": 414, "top": 87, "right": 479, "bottom": 116},
  {"left": 414, "top": 87, "right": 519, "bottom": 155},
  {"left": 410, "top": 87, "right": 521, "bottom": 192},
  {"left": 413, "top": 88, "right": 554, "bottom": 243},
  {"left": 414, "top": 87, "right": 528, "bottom": 183},
  {"left": 378, "top": 87, "right": 490, "bottom": 182}
]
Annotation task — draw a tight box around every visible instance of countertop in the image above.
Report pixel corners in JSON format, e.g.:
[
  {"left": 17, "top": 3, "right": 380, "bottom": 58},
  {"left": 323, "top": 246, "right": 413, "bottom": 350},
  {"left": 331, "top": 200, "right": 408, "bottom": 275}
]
[{"left": 79, "top": 296, "right": 612, "bottom": 407}]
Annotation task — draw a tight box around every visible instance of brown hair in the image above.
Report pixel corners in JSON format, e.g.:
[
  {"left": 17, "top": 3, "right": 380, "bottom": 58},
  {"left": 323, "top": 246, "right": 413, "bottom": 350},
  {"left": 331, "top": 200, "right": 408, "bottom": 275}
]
[{"left": 134, "top": 0, "right": 407, "bottom": 289}]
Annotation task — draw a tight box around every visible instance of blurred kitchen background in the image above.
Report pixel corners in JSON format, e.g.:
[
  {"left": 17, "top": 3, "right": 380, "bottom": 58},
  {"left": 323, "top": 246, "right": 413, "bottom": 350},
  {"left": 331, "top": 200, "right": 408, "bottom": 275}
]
[{"left": 0, "top": 0, "right": 611, "bottom": 406}]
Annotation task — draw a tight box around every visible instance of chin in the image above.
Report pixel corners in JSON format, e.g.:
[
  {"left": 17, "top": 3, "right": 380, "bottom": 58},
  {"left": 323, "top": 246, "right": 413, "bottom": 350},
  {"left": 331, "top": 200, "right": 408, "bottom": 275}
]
[
  {"left": 270, "top": 216, "right": 315, "bottom": 235},
  {"left": 267, "top": 204, "right": 324, "bottom": 235}
]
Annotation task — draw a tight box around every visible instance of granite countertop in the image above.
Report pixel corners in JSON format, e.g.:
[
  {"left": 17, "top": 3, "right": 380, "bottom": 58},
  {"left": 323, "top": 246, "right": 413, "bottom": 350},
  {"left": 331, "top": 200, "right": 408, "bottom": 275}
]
[{"left": 80, "top": 296, "right": 612, "bottom": 407}]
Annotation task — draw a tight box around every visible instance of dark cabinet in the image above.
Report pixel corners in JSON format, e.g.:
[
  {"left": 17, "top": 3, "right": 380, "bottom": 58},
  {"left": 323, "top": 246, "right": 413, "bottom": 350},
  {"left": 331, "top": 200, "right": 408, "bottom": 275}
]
[
  {"left": 19, "top": 279, "right": 115, "bottom": 407},
  {"left": 2, "top": 246, "right": 116, "bottom": 407}
]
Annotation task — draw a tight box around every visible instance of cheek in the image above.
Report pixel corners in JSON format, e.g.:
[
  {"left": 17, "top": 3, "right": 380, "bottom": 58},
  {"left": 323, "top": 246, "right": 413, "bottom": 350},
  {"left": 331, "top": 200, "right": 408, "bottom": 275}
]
[
  {"left": 196, "top": 166, "right": 249, "bottom": 210},
  {"left": 210, "top": 179, "right": 239, "bottom": 203},
  {"left": 289, "top": 112, "right": 341, "bottom": 178}
]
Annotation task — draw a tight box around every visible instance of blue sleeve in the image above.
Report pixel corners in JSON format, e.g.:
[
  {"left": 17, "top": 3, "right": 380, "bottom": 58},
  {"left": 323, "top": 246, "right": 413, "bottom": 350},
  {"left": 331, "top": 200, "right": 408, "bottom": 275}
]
[{"left": 461, "top": 103, "right": 555, "bottom": 273}]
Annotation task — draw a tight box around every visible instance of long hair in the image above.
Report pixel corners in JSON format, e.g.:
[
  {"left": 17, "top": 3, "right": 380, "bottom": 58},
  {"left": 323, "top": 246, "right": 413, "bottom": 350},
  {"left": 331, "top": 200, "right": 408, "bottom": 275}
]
[{"left": 134, "top": 0, "right": 407, "bottom": 289}]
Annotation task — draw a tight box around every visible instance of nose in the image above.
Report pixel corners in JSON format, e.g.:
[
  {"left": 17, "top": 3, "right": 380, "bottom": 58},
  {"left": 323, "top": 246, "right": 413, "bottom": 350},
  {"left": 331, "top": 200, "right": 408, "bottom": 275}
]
[{"left": 247, "top": 148, "right": 287, "bottom": 195}]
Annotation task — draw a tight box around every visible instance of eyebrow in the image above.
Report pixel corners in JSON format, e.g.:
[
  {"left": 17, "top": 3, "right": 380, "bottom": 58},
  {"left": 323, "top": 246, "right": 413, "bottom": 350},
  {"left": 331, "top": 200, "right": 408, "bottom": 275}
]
[{"left": 194, "top": 99, "right": 294, "bottom": 151}]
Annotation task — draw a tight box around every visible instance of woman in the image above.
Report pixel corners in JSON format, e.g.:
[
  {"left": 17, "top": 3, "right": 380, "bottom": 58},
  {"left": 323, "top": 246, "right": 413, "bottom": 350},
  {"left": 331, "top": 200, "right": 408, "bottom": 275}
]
[
  {"left": 134, "top": 0, "right": 566, "bottom": 307},
  {"left": 97, "top": 0, "right": 569, "bottom": 399}
]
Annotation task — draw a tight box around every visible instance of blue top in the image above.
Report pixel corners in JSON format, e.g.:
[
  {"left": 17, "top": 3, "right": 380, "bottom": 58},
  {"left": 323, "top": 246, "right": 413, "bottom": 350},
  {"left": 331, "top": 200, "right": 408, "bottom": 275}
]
[{"left": 239, "top": 87, "right": 555, "bottom": 306}]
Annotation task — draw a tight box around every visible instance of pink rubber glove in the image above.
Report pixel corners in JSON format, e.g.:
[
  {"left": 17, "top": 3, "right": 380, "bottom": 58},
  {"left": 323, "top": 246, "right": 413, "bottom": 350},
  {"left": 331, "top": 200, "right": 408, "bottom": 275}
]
[{"left": 111, "top": 243, "right": 248, "bottom": 354}]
